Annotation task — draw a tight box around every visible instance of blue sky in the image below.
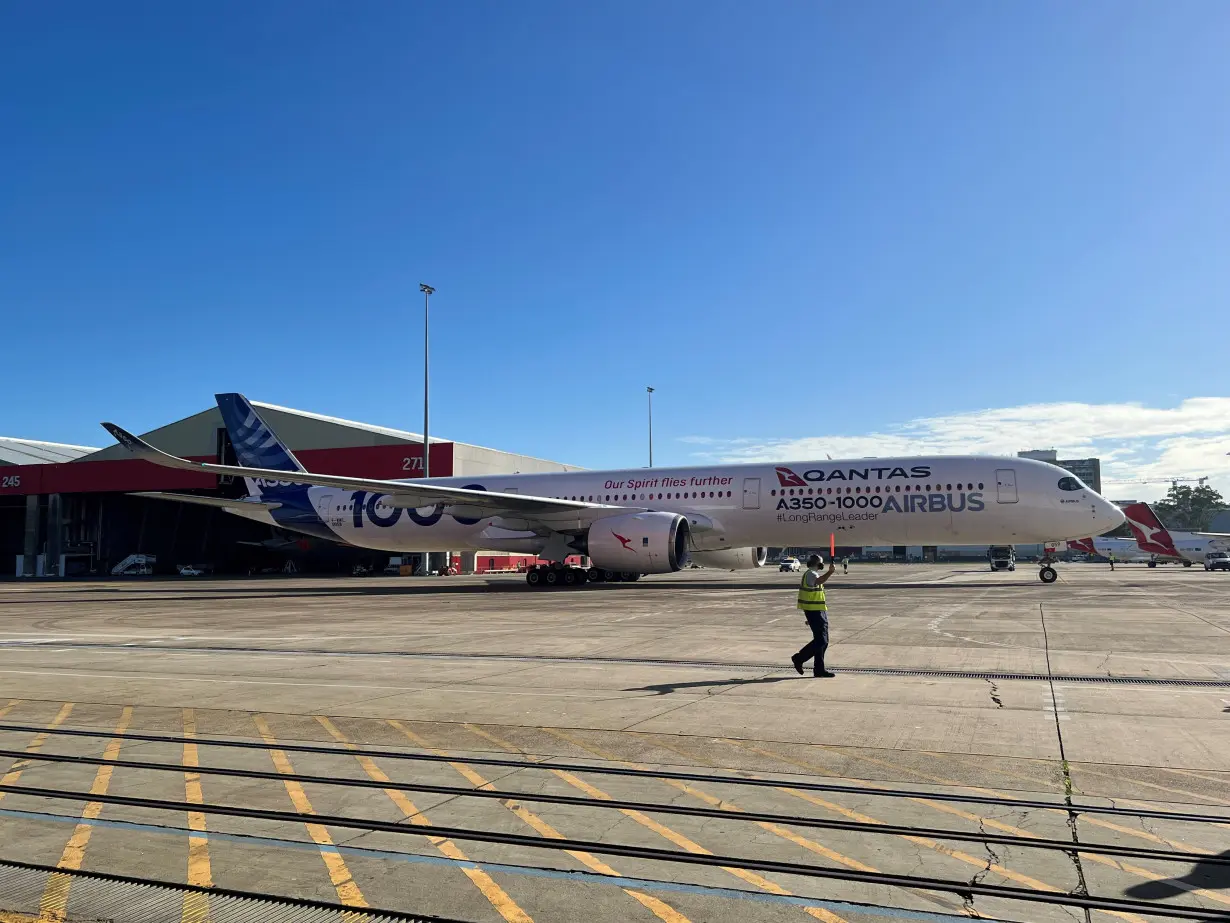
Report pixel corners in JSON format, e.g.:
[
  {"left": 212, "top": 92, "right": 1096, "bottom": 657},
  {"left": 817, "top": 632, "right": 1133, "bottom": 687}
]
[{"left": 3, "top": 2, "right": 1228, "bottom": 498}]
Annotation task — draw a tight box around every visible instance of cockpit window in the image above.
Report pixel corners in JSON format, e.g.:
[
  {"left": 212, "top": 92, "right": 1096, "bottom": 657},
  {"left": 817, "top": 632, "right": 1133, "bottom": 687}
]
[{"left": 1057, "top": 476, "right": 1082, "bottom": 491}]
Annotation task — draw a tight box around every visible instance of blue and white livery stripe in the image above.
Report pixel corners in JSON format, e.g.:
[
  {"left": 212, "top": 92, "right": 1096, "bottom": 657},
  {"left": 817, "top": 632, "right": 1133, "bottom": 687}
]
[{"left": 215, "top": 393, "right": 305, "bottom": 473}]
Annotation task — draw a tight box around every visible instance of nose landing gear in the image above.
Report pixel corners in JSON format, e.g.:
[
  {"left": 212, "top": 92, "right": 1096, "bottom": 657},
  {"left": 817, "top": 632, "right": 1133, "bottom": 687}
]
[{"left": 1037, "top": 555, "right": 1058, "bottom": 584}]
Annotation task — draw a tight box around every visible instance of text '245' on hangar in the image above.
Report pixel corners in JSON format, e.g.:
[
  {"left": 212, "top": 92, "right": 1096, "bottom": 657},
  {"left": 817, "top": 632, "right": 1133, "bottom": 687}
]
[{"left": 0, "top": 399, "right": 579, "bottom": 577}]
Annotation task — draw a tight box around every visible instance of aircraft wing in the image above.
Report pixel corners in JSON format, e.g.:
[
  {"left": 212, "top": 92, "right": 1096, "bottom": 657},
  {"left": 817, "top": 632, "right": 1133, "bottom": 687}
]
[{"left": 102, "top": 423, "right": 624, "bottom": 528}]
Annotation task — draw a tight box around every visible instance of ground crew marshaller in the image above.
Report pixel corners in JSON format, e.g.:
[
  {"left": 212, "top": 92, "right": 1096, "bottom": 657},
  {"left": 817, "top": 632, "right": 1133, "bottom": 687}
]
[
  {"left": 1108, "top": 551, "right": 1116, "bottom": 571},
  {"left": 792, "top": 554, "right": 836, "bottom": 678}
]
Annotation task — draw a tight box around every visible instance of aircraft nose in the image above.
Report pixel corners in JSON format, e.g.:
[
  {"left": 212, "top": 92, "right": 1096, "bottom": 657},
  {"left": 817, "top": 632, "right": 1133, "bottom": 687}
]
[{"left": 1094, "top": 495, "right": 1125, "bottom": 531}]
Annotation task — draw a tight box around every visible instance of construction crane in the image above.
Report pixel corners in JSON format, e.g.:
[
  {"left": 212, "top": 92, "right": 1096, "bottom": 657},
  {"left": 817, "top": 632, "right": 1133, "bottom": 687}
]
[{"left": 1104, "top": 476, "right": 1209, "bottom": 487}]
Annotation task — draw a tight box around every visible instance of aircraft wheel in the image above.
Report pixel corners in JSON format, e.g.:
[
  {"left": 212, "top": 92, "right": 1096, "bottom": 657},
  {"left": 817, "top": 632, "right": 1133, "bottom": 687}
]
[
  {"left": 621, "top": 572, "right": 639, "bottom": 582},
  {"left": 1182, "top": 561, "right": 1193, "bottom": 568},
  {"left": 588, "top": 567, "right": 603, "bottom": 583},
  {"left": 544, "top": 568, "right": 560, "bottom": 587},
  {"left": 526, "top": 569, "right": 542, "bottom": 587},
  {"left": 1039, "top": 566, "right": 1058, "bottom": 584},
  {"left": 602, "top": 569, "right": 618, "bottom": 582},
  {"left": 562, "top": 568, "right": 577, "bottom": 586},
  {"left": 1148, "top": 561, "right": 1157, "bottom": 568}
]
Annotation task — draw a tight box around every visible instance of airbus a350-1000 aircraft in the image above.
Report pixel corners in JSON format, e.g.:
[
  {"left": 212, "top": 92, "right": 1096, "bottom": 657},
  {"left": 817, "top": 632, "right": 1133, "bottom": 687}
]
[{"left": 104, "top": 394, "right": 1125, "bottom": 585}]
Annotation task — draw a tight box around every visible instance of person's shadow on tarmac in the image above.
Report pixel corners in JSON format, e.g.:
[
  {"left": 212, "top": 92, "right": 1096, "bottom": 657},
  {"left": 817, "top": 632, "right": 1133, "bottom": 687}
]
[{"left": 624, "top": 675, "right": 801, "bottom": 696}]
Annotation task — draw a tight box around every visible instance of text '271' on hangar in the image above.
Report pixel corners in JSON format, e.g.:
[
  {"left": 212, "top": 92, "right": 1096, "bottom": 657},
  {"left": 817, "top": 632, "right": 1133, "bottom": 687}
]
[{"left": 0, "top": 400, "right": 579, "bottom": 577}]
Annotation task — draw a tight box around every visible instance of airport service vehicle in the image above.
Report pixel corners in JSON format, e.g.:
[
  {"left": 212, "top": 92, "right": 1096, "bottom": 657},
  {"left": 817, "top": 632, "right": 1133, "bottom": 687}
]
[
  {"left": 103, "top": 394, "right": 1125, "bottom": 587},
  {"left": 1121, "top": 503, "right": 1230, "bottom": 568},
  {"left": 111, "top": 553, "right": 155, "bottom": 576},
  {"left": 176, "top": 565, "right": 204, "bottom": 576},
  {"left": 779, "top": 557, "right": 801, "bottom": 573},
  {"left": 987, "top": 546, "right": 1015, "bottom": 571},
  {"left": 1205, "top": 551, "right": 1230, "bottom": 572}
]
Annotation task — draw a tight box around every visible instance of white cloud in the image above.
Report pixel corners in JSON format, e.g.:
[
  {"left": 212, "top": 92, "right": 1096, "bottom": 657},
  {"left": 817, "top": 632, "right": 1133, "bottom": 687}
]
[{"left": 682, "top": 398, "right": 1230, "bottom": 502}]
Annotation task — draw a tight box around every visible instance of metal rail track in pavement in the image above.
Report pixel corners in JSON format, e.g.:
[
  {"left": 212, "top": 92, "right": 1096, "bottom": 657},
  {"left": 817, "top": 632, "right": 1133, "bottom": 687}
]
[
  {"left": 0, "top": 783, "right": 1220, "bottom": 921},
  {"left": 1, "top": 639, "right": 1226, "bottom": 687},
  {"left": 0, "top": 857, "right": 462, "bottom": 922},
  {"left": 1, "top": 722, "right": 1225, "bottom": 825},
  {"left": 3, "top": 745, "right": 1224, "bottom": 868}
]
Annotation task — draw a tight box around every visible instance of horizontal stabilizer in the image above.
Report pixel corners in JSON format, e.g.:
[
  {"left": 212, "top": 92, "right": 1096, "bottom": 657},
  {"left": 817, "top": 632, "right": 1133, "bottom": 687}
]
[{"left": 130, "top": 492, "right": 282, "bottom": 511}]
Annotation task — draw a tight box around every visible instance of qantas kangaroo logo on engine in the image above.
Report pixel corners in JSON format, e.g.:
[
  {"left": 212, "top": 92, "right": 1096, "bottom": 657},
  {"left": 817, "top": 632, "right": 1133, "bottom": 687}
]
[
  {"left": 775, "top": 467, "right": 807, "bottom": 487},
  {"left": 613, "top": 532, "right": 633, "bottom": 550}
]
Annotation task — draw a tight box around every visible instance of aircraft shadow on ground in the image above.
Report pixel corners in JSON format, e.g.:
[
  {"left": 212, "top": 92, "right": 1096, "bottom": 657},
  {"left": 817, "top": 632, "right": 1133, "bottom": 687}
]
[
  {"left": 1124, "top": 849, "right": 1230, "bottom": 918},
  {"left": 624, "top": 675, "right": 799, "bottom": 696}
]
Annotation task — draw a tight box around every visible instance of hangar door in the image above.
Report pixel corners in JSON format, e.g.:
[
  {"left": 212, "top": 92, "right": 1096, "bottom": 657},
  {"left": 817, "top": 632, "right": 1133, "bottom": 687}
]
[{"left": 995, "top": 469, "right": 1018, "bottom": 504}]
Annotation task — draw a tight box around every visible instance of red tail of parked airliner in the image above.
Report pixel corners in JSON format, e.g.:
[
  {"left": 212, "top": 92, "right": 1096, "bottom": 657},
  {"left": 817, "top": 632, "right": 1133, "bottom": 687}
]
[{"left": 1122, "top": 503, "right": 1180, "bottom": 557}]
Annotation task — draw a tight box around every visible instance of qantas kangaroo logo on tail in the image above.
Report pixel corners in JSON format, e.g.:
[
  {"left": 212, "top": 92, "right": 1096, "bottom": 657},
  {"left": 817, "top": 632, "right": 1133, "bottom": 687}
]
[
  {"left": 1067, "top": 538, "right": 1098, "bottom": 554},
  {"left": 775, "top": 467, "right": 807, "bottom": 487},
  {"left": 1122, "top": 503, "right": 1179, "bottom": 557}
]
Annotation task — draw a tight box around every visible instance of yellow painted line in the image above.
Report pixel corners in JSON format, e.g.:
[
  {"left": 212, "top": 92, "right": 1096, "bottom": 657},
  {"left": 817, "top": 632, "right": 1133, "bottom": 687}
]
[
  {"left": 40, "top": 706, "right": 133, "bottom": 921},
  {"left": 251, "top": 716, "right": 369, "bottom": 915},
  {"left": 718, "top": 738, "right": 1155, "bottom": 923},
  {"left": 388, "top": 720, "right": 691, "bottom": 923},
  {"left": 1074, "top": 763, "right": 1230, "bottom": 806},
  {"left": 820, "top": 747, "right": 1230, "bottom": 905},
  {"left": 315, "top": 716, "right": 532, "bottom": 923},
  {"left": 914, "top": 748, "right": 1222, "bottom": 848},
  {"left": 182, "top": 708, "right": 211, "bottom": 923},
  {"left": 1157, "top": 766, "right": 1230, "bottom": 787},
  {"left": 487, "top": 726, "right": 856, "bottom": 923},
  {"left": 815, "top": 741, "right": 1219, "bottom": 860},
  {"left": 0, "top": 702, "right": 74, "bottom": 795}
]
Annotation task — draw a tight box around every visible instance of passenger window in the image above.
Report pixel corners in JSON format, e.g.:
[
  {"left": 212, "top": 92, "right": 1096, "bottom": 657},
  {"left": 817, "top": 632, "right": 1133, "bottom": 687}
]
[
  {"left": 1058, "top": 477, "right": 1082, "bottom": 491},
  {"left": 978, "top": 482, "right": 984, "bottom": 490}
]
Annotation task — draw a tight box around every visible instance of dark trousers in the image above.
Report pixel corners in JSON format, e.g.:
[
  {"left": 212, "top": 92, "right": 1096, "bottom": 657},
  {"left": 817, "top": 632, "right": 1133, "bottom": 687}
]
[{"left": 795, "top": 611, "right": 829, "bottom": 673}]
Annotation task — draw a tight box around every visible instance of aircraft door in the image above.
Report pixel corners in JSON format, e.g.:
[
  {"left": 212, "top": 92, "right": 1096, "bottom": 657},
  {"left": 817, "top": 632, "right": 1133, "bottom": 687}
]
[
  {"left": 995, "top": 469, "right": 1018, "bottom": 504},
  {"left": 316, "top": 493, "right": 336, "bottom": 524},
  {"left": 742, "top": 478, "right": 761, "bottom": 510}
]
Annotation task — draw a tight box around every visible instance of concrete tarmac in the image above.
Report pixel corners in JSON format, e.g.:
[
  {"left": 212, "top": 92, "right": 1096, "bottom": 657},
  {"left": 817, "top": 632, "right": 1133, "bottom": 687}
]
[{"left": 0, "top": 563, "right": 1226, "bottom": 922}]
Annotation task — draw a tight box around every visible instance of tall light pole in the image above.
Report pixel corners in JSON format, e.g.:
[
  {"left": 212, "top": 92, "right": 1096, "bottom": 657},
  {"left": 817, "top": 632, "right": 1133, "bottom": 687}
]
[
  {"left": 420, "top": 283, "right": 435, "bottom": 479},
  {"left": 646, "top": 386, "right": 654, "bottom": 467}
]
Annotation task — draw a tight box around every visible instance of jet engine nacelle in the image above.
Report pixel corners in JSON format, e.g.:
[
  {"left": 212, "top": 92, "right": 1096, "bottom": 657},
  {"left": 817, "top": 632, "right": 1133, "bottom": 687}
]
[
  {"left": 689, "top": 547, "right": 768, "bottom": 570},
  {"left": 587, "top": 512, "right": 690, "bottom": 574}
]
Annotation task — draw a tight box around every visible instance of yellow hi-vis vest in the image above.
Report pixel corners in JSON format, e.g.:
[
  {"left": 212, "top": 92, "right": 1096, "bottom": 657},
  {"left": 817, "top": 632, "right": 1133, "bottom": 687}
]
[{"left": 797, "top": 573, "right": 827, "bottom": 612}]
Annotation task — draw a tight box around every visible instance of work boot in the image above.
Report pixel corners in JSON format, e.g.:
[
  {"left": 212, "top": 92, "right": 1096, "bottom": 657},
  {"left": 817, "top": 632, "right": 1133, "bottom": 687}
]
[
  {"left": 791, "top": 654, "right": 805, "bottom": 676},
  {"left": 814, "top": 665, "right": 836, "bottom": 678}
]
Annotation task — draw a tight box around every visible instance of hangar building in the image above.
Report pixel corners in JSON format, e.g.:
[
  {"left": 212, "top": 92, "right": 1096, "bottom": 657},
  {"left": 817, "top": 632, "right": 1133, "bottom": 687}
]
[{"left": 1, "top": 399, "right": 578, "bottom": 577}]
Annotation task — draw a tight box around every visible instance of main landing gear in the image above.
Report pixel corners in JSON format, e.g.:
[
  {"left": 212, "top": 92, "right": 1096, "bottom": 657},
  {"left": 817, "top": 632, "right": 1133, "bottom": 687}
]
[
  {"left": 1037, "top": 556, "right": 1058, "bottom": 584},
  {"left": 524, "top": 563, "right": 642, "bottom": 588}
]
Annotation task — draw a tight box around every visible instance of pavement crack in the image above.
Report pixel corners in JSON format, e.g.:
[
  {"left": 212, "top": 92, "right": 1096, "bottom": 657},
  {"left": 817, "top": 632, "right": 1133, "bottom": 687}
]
[
  {"left": 985, "top": 678, "right": 1004, "bottom": 708},
  {"left": 964, "top": 816, "right": 998, "bottom": 916}
]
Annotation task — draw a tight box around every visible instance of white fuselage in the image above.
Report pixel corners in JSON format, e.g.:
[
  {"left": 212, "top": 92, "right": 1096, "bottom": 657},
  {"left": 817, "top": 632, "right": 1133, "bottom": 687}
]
[
  {"left": 235, "top": 455, "right": 1122, "bottom": 556},
  {"left": 1083, "top": 536, "right": 1156, "bottom": 562},
  {"left": 1166, "top": 532, "right": 1230, "bottom": 564}
]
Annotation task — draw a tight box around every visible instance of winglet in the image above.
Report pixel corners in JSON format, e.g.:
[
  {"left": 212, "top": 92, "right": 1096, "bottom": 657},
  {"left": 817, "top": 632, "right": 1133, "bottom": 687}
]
[
  {"left": 102, "top": 422, "right": 157, "bottom": 456},
  {"left": 101, "top": 422, "right": 202, "bottom": 473}
]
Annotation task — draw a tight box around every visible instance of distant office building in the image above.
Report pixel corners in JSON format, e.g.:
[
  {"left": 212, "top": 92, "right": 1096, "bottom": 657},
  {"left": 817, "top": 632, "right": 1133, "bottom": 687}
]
[{"left": 1017, "top": 449, "right": 1101, "bottom": 494}]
